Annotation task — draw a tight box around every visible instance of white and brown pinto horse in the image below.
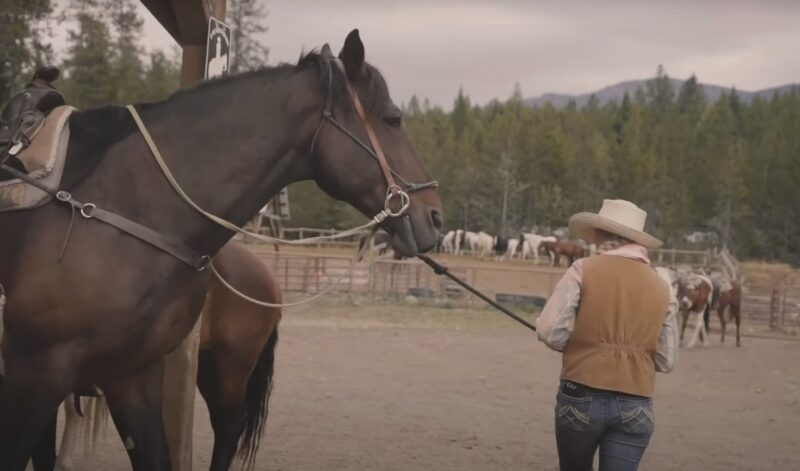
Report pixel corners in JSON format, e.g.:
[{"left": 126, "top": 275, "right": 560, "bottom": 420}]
[
  {"left": 519, "top": 233, "right": 556, "bottom": 264},
  {"left": 676, "top": 273, "right": 714, "bottom": 348}
]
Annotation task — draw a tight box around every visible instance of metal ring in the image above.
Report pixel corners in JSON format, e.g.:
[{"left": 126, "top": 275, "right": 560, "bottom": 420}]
[
  {"left": 384, "top": 187, "right": 410, "bottom": 217},
  {"left": 80, "top": 203, "right": 96, "bottom": 219},
  {"left": 196, "top": 255, "right": 211, "bottom": 272},
  {"left": 56, "top": 191, "right": 72, "bottom": 202}
]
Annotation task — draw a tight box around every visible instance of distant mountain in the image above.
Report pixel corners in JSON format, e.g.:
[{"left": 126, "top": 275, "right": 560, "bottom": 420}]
[{"left": 525, "top": 79, "right": 797, "bottom": 108}]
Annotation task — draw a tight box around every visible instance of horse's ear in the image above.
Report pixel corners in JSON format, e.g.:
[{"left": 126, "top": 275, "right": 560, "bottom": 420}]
[
  {"left": 339, "top": 29, "right": 366, "bottom": 81},
  {"left": 320, "top": 44, "right": 334, "bottom": 58}
]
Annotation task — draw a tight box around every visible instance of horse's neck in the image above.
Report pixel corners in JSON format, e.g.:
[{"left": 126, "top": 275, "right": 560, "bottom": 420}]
[{"left": 84, "top": 69, "right": 318, "bottom": 254}]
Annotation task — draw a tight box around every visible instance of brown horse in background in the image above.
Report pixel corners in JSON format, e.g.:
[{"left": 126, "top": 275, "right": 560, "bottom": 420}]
[
  {"left": 714, "top": 281, "right": 742, "bottom": 347},
  {"left": 198, "top": 243, "right": 281, "bottom": 470},
  {"left": 542, "top": 239, "right": 587, "bottom": 267},
  {"left": 44, "top": 242, "right": 282, "bottom": 471},
  {"left": 0, "top": 30, "right": 443, "bottom": 470}
]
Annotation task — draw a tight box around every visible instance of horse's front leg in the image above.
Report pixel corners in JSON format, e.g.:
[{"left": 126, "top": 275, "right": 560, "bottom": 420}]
[
  {"left": 101, "top": 359, "right": 172, "bottom": 471},
  {"left": 718, "top": 306, "right": 727, "bottom": 344},
  {"left": 54, "top": 394, "right": 83, "bottom": 471},
  {"left": 687, "top": 308, "right": 707, "bottom": 348},
  {"left": 30, "top": 411, "right": 57, "bottom": 471},
  {"left": 0, "top": 348, "right": 74, "bottom": 471},
  {"left": 679, "top": 310, "right": 689, "bottom": 343}
]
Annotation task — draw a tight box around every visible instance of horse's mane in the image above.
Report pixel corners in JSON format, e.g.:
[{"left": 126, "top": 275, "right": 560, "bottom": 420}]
[
  {"left": 162, "top": 49, "right": 392, "bottom": 117},
  {"left": 60, "top": 48, "right": 394, "bottom": 190},
  {"left": 296, "top": 50, "right": 394, "bottom": 116}
]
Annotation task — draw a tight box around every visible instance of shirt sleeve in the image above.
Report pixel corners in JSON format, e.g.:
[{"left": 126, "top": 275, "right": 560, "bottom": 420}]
[
  {"left": 655, "top": 290, "right": 680, "bottom": 373},
  {"left": 536, "top": 261, "right": 582, "bottom": 352}
]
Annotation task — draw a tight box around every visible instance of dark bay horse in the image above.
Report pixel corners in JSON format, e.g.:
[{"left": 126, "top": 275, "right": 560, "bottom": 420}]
[
  {"left": 0, "top": 29, "right": 442, "bottom": 470},
  {"left": 47, "top": 242, "right": 282, "bottom": 471}
]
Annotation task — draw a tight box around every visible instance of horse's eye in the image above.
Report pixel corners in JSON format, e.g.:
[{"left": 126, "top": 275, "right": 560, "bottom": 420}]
[{"left": 384, "top": 114, "right": 402, "bottom": 128}]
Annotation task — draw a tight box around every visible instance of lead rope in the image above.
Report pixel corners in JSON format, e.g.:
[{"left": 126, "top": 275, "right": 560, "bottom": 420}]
[
  {"left": 417, "top": 254, "right": 537, "bottom": 332},
  {"left": 210, "top": 231, "right": 374, "bottom": 308},
  {"left": 210, "top": 263, "right": 346, "bottom": 308}
]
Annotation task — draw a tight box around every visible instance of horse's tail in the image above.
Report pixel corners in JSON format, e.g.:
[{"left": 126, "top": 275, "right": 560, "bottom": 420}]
[
  {"left": 237, "top": 328, "right": 279, "bottom": 468},
  {"left": 82, "top": 395, "right": 110, "bottom": 456}
]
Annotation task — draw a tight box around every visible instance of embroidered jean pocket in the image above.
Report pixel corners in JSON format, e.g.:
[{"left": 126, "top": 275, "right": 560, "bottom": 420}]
[
  {"left": 619, "top": 398, "right": 655, "bottom": 436},
  {"left": 556, "top": 391, "right": 592, "bottom": 433}
]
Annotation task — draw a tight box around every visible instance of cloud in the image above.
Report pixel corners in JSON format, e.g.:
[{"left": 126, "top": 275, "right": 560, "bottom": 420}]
[{"left": 130, "top": 0, "right": 800, "bottom": 107}]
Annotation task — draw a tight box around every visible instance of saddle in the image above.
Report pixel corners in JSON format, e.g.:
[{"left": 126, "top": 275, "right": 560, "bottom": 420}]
[
  {"left": 0, "top": 66, "right": 65, "bottom": 166},
  {"left": 0, "top": 66, "right": 74, "bottom": 212}
]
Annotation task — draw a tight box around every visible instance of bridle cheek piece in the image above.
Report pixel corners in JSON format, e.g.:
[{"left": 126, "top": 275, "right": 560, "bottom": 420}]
[{"left": 309, "top": 58, "right": 438, "bottom": 224}]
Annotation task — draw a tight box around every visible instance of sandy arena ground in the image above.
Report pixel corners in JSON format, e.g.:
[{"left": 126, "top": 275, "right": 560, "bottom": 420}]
[{"left": 59, "top": 301, "right": 800, "bottom": 470}]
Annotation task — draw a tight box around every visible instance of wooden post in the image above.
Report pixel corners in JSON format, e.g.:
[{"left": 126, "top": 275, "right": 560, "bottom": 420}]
[
  {"left": 770, "top": 288, "right": 780, "bottom": 330},
  {"left": 316, "top": 258, "right": 321, "bottom": 293},
  {"left": 160, "top": 1, "right": 226, "bottom": 468},
  {"left": 284, "top": 257, "right": 289, "bottom": 289},
  {"left": 348, "top": 258, "right": 354, "bottom": 303},
  {"left": 781, "top": 287, "right": 787, "bottom": 328}
]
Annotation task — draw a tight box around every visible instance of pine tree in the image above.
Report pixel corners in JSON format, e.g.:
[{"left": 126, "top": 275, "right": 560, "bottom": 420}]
[
  {"left": 109, "top": 0, "right": 145, "bottom": 103},
  {"left": 227, "top": 0, "right": 269, "bottom": 73},
  {"left": 646, "top": 64, "right": 675, "bottom": 112},
  {"left": 141, "top": 50, "right": 180, "bottom": 102},
  {"left": 0, "top": 0, "right": 53, "bottom": 103},
  {"left": 60, "top": 1, "right": 116, "bottom": 108},
  {"left": 676, "top": 74, "right": 706, "bottom": 122}
]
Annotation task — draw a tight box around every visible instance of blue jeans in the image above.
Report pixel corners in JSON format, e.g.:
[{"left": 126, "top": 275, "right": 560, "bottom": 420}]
[{"left": 554, "top": 381, "right": 655, "bottom": 471}]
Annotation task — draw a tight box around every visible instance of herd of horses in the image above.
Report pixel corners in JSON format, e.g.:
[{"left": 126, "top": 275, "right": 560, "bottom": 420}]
[
  {"left": 657, "top": 267, "right": 743, "bottom": 349},
  {"left": 438, "top": 229, "right": 591, "bottom": 266}
]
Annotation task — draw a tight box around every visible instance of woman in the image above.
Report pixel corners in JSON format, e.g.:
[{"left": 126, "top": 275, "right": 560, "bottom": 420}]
[{"left": 536, "top": 199, "right": 679, "bottom": 471}]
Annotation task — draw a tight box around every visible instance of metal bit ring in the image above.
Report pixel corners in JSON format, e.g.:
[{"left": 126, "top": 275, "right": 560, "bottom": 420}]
[{"left": 384, "top": 186, "right": 410, "bottom": 217}]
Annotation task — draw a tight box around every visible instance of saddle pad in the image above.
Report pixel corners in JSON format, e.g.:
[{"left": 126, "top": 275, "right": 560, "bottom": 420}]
[{"left": 0, "top": 105, "right": 75, "bottom": 212}]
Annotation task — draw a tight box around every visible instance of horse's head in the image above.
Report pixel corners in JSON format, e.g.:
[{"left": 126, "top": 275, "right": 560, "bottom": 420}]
[{"left": 304, "top": 30, "right": 443, "bottom": 257}]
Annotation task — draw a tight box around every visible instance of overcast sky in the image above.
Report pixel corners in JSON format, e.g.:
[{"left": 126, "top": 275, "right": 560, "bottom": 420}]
[{"left": 132, "top": 0, "right": 799, "bottom": 107}]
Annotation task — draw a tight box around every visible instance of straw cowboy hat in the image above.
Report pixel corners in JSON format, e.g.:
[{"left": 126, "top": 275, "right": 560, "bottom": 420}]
[{"left": 569, "top": 199, "right": 662, "bottom": 249}]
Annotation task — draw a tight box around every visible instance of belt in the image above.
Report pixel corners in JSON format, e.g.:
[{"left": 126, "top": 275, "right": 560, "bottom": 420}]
[{"left": 560, "top": 380, "right": 648, "bottom": 399}]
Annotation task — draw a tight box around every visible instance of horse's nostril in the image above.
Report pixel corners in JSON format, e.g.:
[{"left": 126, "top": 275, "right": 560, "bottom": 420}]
[{"left": 429, "top": 209, "right": 443, "bottom": 231}]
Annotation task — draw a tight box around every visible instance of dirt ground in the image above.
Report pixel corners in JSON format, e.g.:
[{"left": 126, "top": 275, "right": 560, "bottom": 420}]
[{"left": 59, "top": 300, "right": 800, "bottom": 471}]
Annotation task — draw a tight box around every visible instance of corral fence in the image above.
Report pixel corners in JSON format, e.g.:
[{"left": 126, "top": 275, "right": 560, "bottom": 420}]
[
  {"left": 251, "top": 248, "right": 565, "bottom": 310},
  {"left": 281, "top": 227, "right": 365, "bottom": 249},
  {"left": 651, "top": 248, "right": 712, "bottom": 269},
  {"left": 743, "top": 283, "right": 800, "bottom": 329},
  {"left": 247, "top": 231, "right": 789, "bottom": 322}
]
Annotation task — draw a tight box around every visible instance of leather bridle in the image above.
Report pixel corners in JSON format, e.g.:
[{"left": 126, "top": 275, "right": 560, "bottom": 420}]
[{"left": 309, "top": 58, "right": 438, "bottom": 222}]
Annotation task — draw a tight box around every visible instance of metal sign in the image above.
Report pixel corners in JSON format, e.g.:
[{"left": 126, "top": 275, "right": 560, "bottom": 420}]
[
  {"left": 205, "top": 17, "right": 232, "bottom": 79},
  {"left": 275, "top": 187, "right": 290, "bottom": 219},
  {"left": 259, "top": 188, "right": 290, "bottom": 220}
]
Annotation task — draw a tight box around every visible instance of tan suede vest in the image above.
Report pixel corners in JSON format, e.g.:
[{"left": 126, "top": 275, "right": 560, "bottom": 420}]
[{"left": 560, "top": 255, "right": 670, "bottom": 397}]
